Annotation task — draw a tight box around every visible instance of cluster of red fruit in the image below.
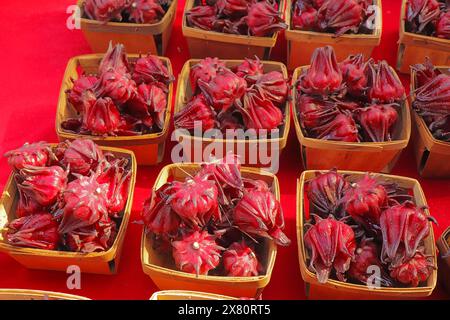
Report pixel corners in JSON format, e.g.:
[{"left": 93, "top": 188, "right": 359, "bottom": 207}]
[
  {"left": 304, "top": 169, "right": 435, "bottom": 287},
  {"left": 4, "top": 139, "right": 131, "bottom": 253},
  {"left": 142, "top": 154, "right": 290, "bottom": 277},
  {"left": 405, "top": 0, "right": 449, "bottom": 39}
]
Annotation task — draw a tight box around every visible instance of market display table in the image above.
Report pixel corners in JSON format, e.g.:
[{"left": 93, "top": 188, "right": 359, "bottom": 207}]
[{"left": 0, "top": 0, "right": 448, "bottom": 299}]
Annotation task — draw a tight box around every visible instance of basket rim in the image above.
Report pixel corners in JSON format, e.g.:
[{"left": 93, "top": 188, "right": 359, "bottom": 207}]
[
  {"left": 149, "top": 290, "right": 236, "bottom": 300},
  {"left": 141, "top": 163, "right": 279, "bottom": 284},
  {"left": 0, "top": 289, "right": 90, "bottom": 300},
  {"left": 296, "top": 169, "right": 438, "bottom": 294},
  {"left": 55, "top": 53, "right": 173, "bottom": 143},
  {"left": 0, "top": 145, "right": 137, "bottom": 260}
]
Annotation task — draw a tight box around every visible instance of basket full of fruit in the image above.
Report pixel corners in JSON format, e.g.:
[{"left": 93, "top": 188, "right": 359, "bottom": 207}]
[
  {"left": 397, "top": 0, "right": 450, "bottom": 73},
  {"left": 285, "top": 0, "right": 382, "bottom": 69},
  {"left": 77, "top": 0, "right": 177, "bottom": 54},
  {"left": 0, "top": 139, "right": 136, "bottom": 274},
  {"left": 292, "top": 46, "right": 410, "bottom": 172},
  {"left": 410, "top": 59, "right": 450, "bottom": 177},
  {"left": 174, "top": 57, "right": 290, "bottom": 171},
  {"left": 140, "top": 155, "right": 290, "bottom": 298},
  {"left": 182, "top": 0, "right": 287, "bottom": 59},
  {"left": 56, "top": 43, "right": 174, "bottom": 165},
  {"left": 297, "top": 169, "right": 437, "bottom": 299}
]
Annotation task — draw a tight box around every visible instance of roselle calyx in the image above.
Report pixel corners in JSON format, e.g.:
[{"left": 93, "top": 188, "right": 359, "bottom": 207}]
[
  {"left": 234, "top": 57, "right": 264, "bottom": 84},
  {"left": 132, "top": 54, "right": 173, "bottom": 85},
  {"left": 190, "top": 57, "right": 225, "bottom": 93},
  {"left": 84, "top": 0, "right": 129, "bottom": 22},
  {"left": 313, "top": 112, "right": 359, "bottom": 142},
  {"left": 246, "top": 1, "right": 287, "bottom": 37},
  {"left": 82, "top": 93, "right": 121, "bottom": 136},
  {"left": 66, "top": 75, "right": 98, "bottom": 113},
  {"left": 223, "top": 241, "right": 259, "bottom": 277},
  {"left": 307, "top": 169, "right": 348, "bottom": 218},
  {"left": 368, "top": 61, "right": 405, "bottom": 103},
  {"left": 5, "top": 141, "right": 54, "bottom": 171},
  {"left": 198, "top": 68, "right": 247, "bottom": 113},
  {"left": 58, "top": 174, "right": 109, "bottom": 234},
  {"left": 127, "top": 0, "right": 165, "bottom": 24},
  {"left": 251, "top": 71, "right": 288, "bottom": 106},
  {"left": 96, "top": 70, "right": 136, "bottom": 106},
  {"left": 411, "top": 58, "right": 441, "bottom": 88},
  {"left": 233, "top": 187, "right": 290, "bottom": 246},
  {"left": 7, "top": 213, "right": 59, "bottom": 250},
  {"left": 356, "top": 104, "right": 399, "bottom": 142},
  {"left": 436, "top": 11, "right": 450, "bottom": 39},
  {"left": 241, "top": 88, "right": 283, "bottom": 130},
  {"left": 299, "top": 46, "right": 343, "bottom": 96},
  {"left": 166, "top": 174, "right": 221, "bottom": 228},
  {"left": 304, "top": 215, "right": 356, "bottom": 283},
  {"left": 343, "top": 174, "right": 388, "bottom": 235},
  {"left": 174, "top": 94, "right": 217, "bottom": 131},
  {"left": 380, "top": 201, "right": 435, "bottom": 265},
  {"left": 339, "top": 54, "right": 368, "bottom": 97},
  {"left": 17, "top": 165, "right": 68, "bottom": 207},
  {"left": 293, "top": 4, "right": 318, "bottom": 31},
  {"left": 317, "top": 0, "right": 364, "bottom": 36},
  {"left": 186, "top": 5, "right": 218, "bottom": 31},
  {"left": 413, "top": 73, "right": 450, "bottom": 116},
  {"left": 99, "top": 42, "right": 130, "bottom": 75},
  {"left": 389, "top": 249, "right": 434, "bottom": 287},
  {"left": 215, "top": 0, "right": 251, "bottom": 17},
  {"left": 297, "top": 95, "right": 340, "bottom": 130},
  {"left": 56, "top": 138, "right": 104, "bottom": 176},
  {"left": 406, "top": 0, "right": 441, "bottom": 33},
  {"left": 172, "top": 230, "right": 224, "bottom": 276}
]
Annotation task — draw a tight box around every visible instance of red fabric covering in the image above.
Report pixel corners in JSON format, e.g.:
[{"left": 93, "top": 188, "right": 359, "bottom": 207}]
[{"left": 0, "top": 0, "right": 448, "bottom": 300}]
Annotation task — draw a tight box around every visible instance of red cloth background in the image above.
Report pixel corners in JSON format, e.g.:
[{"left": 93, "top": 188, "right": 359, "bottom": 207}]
[{"left": 0, "top": 0, "right": 448, "bottom": 300}]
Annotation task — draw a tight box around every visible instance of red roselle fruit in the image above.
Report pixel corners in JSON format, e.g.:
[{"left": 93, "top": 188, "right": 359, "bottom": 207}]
[
  {"left": 166, "top": 174, "right": 221, "bottom": 228},
  {"left": 142, "top": 187, "right": 181, "bottom": 236},
  {"left": 251, "top": 71, "right": 288, "bottom": 106},
  {"left": 56, "top": 138, "right": 104, "bottom": 176},
  {"left": 198, "top": 68, "right": 247, "bottom": 113},
  {"left": 299, "top": 46, "right": 343, "bottom": 96},
  {"left": 304, "top": 215, "right": 356, "bottom": 283},
  {"left": 58, "top": 174, "right": 109, "bottom": 234},
  {"left": 190, "top": 57, "right": 225, "bottom": 93},
  {"left": 186, "top": 5, "right": 218, "bottom": 31},
  {"left": 317, "top": 0, "right": 364, "bottom": 36},
  {"left": 4, "top": 142, "right": 53, "bottom": 170},
  {"left": 17, "top": 165, "right": 68, "bottom": 207},
  {"left": 389, "top": 249, "right": 434, "bottom": 287},
  {"left": 293, "top": 4, "right": 318, "bottom": 31},
  {"left": 233, "top": 187, "right": 290, "bottom": 246},
  {"left": 96, "top": 159, "right": 131, "bottom": 217},
  {"left": 246, "top": 1, "right": 287, "bottom": 37},
  {"left": 65, "top": 214, "right": 117, "bottom": 253},
  {"left": 339, "top": 54, "right": 368, "bottom": 97},
  {"left": 84, "top": 0, "right": 128, "bottom": 22},
  {"left": 96, "top": 70, "right": 136, "bottom": 106},
  {"left": 297, "top": 95, "right": 340, "bottom": 130},
  {"left": 218, "top": 110, "right": 245, "bottom": 131},
  {"left": 127, "top": 82, "right": 167, "bottom": 129},
  {"left": 380, "top": 201, "right": 434, "bottom": 265},
  {"left": 348, "top": 238, "right": 394, "bottom": 287},
  {"left": 241, "top": 88, "right": 283, "bottom": 130},
  {"left": 99, "top": 42, "right": 129, "bottom": 75},
  {"left": 307, "top": 169, "right": 349, "bottom": 218},
  {"left": 223, "top": 241, "right": 259, "bottom": 277},
  {"left": 413, "top": 74, "right": 450, "bottom": 116},
  {"left": 411, "top": 58, "right": 441, "bottom": 88},
  {"left": 132, "top": 54, "right": 173, "bottom": 85},
  {"left": 82, "top": 93, "right": 121, "bottom": 136},
  {"left": 215, "top": 0, "right": 251, "bottom": 17},
  {"left": 406, "top": 0, "right": 441, "bottom": 33},
  {"left": 127, "top": 0, "right": 165, "bottom": 24},
  {"left": 356, "top": 104, "right": 399, "bottom": 142},
  {"left": 174, "top": 94, "right": 217, "bottom": 131},
  {"left": 312, "top": 112, "right": 359, "bottom": 142},
  {"left": 343, "top": 174, "right": 388, "bottom": 235},
  {"left": 436, "top": 11, "right": 450, "bottom": 39},
  {"left": 172, "top": 230, "right": 224, "bottom": 275},
  {"left": 66, "top": 75, "right": 98, "bottom": 113},
  {"left": 7, "top": 213, "right": 59, "bottom": 250},
  {"left": 368, "top": 61, "right": 405, "bottom": 103},
  {"left": 16, "top": 184, "right": 42, "bottom": 218},
  {"left": 233, "top": 57, "right": 264, "bottom": 83}
]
